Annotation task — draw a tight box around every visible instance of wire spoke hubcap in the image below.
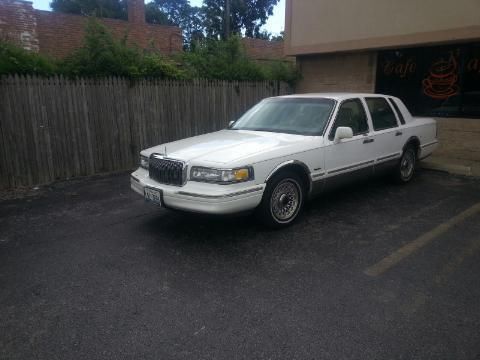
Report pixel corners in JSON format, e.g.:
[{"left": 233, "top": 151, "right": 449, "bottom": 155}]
[
  {"left": 271, "top": 180, "right": 300, "bottom": 221},
  {"left": 400, "top": 150, "right": 415, "bottom": 179}
]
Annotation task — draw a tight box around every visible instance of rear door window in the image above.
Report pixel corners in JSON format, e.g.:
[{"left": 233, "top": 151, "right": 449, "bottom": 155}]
[{"left": 366, "top": 97, "right": 398, "bottom": 131}]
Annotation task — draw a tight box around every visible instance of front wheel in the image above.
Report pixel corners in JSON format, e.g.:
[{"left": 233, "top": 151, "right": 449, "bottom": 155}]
[
  {"left": 394, "top": 145, "right": 417, "bottom": 183},
  {"left": 257, "top": 171, "right": 305, "bottom": 228}
]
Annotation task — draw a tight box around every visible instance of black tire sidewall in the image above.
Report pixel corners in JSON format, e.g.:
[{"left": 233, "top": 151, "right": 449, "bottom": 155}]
[{"left": 397, "top": 146, "right": 417, "bottom": 183}]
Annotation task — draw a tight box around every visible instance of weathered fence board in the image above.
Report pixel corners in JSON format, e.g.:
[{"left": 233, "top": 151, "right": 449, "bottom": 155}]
[{"left": 0, "top": 76, "right": 290, "bottom": 189}]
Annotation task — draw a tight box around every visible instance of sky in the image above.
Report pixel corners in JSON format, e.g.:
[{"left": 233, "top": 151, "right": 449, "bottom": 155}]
[{"left": 31, "top": 0, "right": 286, "bottom": 35}]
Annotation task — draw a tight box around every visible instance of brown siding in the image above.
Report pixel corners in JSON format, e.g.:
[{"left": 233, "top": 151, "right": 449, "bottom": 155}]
[{"left": 285, "top": 0, "right": 480, "bottom": 56}]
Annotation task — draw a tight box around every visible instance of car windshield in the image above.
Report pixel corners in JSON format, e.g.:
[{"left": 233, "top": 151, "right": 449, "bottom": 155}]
[{"left": 230, "top": 97, "right": 336, "bottom": 135}]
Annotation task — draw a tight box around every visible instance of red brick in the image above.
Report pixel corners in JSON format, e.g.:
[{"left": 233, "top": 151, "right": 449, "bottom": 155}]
[{"left": 0, "top": 0, "right": 182, "bottom": 58}]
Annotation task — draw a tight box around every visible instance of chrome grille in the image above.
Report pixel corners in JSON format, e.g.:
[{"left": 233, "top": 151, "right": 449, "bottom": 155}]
[{"left": 149, "top": 155, "right": 186, "bottom": 186}]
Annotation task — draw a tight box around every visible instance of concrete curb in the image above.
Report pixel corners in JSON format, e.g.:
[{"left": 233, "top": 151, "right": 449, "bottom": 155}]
[{"left": 420, "top": 160, "right": 479, "bottom": 177}]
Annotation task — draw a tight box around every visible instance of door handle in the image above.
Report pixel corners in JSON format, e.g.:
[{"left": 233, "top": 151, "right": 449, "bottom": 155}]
[
  {"left": 395, "top": 131, "right": 403, "bottom": 136},
  {"left": 363, "top": 139, "right": 374, "bottom": 144}
]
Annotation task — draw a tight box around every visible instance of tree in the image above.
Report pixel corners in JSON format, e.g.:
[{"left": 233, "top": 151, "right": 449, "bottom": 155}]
[
  {"left": 270, "top": 31, "right": 284, "bottom": 41},
  {"left": 256, "top": 30, "right": 271, "bottom": 40},
  {"left": 147, "top": 0, "right": 204, "bottom": 45},
  {"left": 50, "top": 0, "right": 172, "bottom": 26},
  {"left": 50, "top": 0, "right": 127, "bottom": 19},
  {"left": 202, "top": 0, "right": 280, "bottom": 39},
  {"left": 145, "top": 2, "right": 170, "bottom": 25}
]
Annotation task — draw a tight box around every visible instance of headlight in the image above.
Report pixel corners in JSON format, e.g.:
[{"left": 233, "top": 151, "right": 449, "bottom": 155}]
[
  {"left": 190, "top": 166, "right": 254, "bottom": 184},
  {"left": 140, "top": 155, "right": 149, "bottom": 169}
]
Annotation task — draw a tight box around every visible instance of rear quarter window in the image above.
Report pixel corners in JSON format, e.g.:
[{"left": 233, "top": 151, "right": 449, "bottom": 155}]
[{"left": 388, "top": 98, "right": 406, "bottom": 125}]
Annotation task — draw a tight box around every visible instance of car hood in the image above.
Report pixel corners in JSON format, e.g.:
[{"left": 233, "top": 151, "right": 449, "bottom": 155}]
[{"left": 142, "top": 129, "right": 318, "bottom": 165}]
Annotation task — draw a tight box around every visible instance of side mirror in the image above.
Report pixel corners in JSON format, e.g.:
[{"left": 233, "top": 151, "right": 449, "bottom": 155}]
[
  {"left": 334, "top": 126, "right": 353, "bottom": 142},
  {"left": 228, "top": 120, "right": 235, "bottom": 128}
]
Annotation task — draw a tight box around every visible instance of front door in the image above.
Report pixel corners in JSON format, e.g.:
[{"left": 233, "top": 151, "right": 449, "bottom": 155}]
[{"left": 324, "top": 98, "right": 375, "bottom": 189}]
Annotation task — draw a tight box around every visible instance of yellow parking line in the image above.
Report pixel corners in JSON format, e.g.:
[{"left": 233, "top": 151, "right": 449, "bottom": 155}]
[{"left": 364, "top": 202, "right": 480, "bottom": 277}]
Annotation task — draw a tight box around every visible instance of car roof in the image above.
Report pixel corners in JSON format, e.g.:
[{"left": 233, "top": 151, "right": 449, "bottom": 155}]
[{"left": 275, "top": 93, "right": 394, "bottom": 101}]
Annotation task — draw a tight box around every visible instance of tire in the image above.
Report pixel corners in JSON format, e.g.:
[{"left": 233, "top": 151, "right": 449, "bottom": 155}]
[
  {"left": 257, "top": 171, "right": 305, "bottom": 228},
  {"left": 393, "top": 145, "right": 417, "bottom": 183}
]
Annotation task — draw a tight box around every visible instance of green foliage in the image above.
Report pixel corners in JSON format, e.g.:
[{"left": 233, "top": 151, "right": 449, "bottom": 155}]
[
  {"left": 181, "top": 36, "right": 299, "bottom": 84},
  {"left": 0, "top": 42, "right": 57, "bottom": 76},
  {"left": 147, "top": 0, "right": 204, "bottom": 46},
  {"left": 145, "top": 2, "right": 170, "bottom": 25},
  {"left": 202, "top": 0, "right": 279, "bottom": 39},
  {"left": 60, "top": 19, "right": 185, "bottom": 78},
  {"left": 0, "top": 20, "right": 298, "bottom": 84},
  {"left": 263, "top": 60, "right": 301, "bottom": 86},
  {"left": 181, "top": 36, "right": 263, "bottom": 80}
]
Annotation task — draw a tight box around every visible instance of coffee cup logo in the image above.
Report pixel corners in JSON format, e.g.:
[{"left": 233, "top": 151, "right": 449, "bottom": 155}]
[{"left": 422, "top": 52, "right": 459, "bottom": 99}]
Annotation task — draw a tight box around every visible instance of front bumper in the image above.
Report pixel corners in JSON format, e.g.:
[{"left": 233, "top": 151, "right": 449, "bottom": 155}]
[{"left": 130, "top": 168, "right": 265, "bottom": 215}]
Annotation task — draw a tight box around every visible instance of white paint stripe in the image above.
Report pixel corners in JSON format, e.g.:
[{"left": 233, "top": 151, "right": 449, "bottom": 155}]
[{"left": 364, "top": 202, "right": 480, "bottom": 277}]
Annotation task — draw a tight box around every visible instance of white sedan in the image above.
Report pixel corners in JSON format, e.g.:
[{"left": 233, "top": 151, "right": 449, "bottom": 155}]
[{"left": 131, "top": 93, "right": 438, "bottom": 227}]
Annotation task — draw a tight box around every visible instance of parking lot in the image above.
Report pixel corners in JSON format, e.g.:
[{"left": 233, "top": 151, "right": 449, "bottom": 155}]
[{"left": 1, "top": 170, "right": 480, "bottom": 359}]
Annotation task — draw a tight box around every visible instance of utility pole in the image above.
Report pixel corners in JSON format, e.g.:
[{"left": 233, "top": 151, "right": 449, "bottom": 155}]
[{"left": 224, "top": 0, "right": 230, "bottom": 39}]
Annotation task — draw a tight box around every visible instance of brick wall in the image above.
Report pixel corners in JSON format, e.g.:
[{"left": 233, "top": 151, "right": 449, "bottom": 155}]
[
  {"left": 241, "top": 38, "right": 289, "bottom": 61},
  {"left": 0, "top": 0, "right": 182, "bottom": 58},
  {"left": 0, "top": 0, "right": 39, "bottom": 51},
  {"left": 434, "top": 118, "right": 480, "bottom": 162},
  {"left": 296, "top": 52, "right": 377, "bottom": 93},
  {"left": 35, "top": 10, "right": 182, "bottom": 58}
]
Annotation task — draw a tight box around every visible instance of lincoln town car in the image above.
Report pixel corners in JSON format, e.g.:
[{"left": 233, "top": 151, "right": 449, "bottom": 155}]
[{"left": 131, "top": 93, "right": 438, "bottom": 227}]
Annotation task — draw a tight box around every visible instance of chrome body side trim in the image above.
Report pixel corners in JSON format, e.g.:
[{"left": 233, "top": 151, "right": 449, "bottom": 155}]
[
  {"left": 264, "top": 160, "right": 312, "bottom": 183},
  {"left": 377, "top": 152, "right": 402, "bottom": 163},
  {"left": 176, "top": 186, "right": 264, "bottom": 199},
  {"left": 421, "top": 140, "right": 439, "bottom": 148},
  {"left": 327, "top": 160, "right": 375, "bottom": 175}
]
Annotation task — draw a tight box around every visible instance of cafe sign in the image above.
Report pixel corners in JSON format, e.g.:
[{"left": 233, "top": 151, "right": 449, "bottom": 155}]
[{"left": 376, "top": 43, "right": 480, "bottom": 118}]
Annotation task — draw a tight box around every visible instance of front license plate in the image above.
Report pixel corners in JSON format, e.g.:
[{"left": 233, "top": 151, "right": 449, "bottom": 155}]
[{"left": 144, "top": 188, "right": 162, "bottom": 206}]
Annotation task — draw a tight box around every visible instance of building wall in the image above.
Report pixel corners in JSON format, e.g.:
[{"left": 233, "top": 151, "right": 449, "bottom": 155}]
[
  {"left": 294, "top": 52, "right": 479, "bottom": 163},
  {"left": 285, "top": 0, "right": 480, "bottom": 55},
  {"left": 0, "top": 0, "right": 182, "bottom": 58},
  {"left": 295, "top": 52, "right": 376, "bottom": 93},
  {"left": 435, "top": 118, "right": 480, "bottom": 162},
  {"left": 241, "top": 38, "right": 290, "bottom": 62},
  {"left": 0, "top": 0, "right": 39, "bottom": 51}
]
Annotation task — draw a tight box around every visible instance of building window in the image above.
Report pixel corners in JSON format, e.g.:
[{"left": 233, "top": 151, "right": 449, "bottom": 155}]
[{"left": 376, "top": 42, "right": 480, "bottom": 118}]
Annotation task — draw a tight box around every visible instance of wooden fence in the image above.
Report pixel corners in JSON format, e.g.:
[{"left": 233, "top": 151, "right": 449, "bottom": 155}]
[{"left": 0, "top": 76, "right": 289, "bottom": 189}]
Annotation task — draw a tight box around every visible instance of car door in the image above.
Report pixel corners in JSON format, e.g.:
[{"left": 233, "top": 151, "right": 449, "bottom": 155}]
[
  {"left": 363, "top": 97, "right": 404, "bottom": 173},
  {"left": 324, "top": 98, "right": 375, "bottom": 189}
]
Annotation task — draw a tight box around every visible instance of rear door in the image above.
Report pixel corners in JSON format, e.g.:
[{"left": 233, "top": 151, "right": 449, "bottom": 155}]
[
  {"left": 324, "top": 98, "right": 375, "bottom": 186},
  {"left": 363, "top": 97, "right": 404, "bottom": 172}
]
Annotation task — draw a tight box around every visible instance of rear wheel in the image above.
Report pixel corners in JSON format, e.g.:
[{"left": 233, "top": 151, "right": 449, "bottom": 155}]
[
  {"left": 394, "top": 145, "right": 417, "bottom": 183},
  {"left": 257, "top": 171, "right": 305, "bottom": 228}
]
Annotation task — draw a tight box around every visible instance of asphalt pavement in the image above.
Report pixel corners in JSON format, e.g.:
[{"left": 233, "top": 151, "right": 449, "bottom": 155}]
[{"left": 1, "top": 170, "right": 480, "bottom": 360}]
